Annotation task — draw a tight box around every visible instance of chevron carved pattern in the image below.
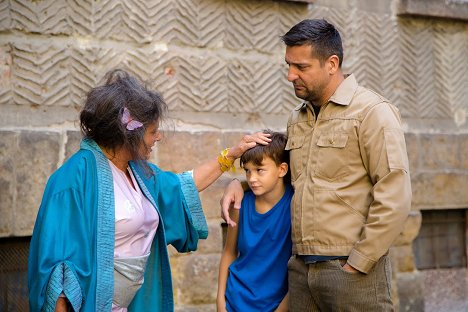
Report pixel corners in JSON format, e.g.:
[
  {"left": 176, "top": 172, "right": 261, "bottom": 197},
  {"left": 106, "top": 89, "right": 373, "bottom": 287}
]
[
  {"left": 196, "top": 0, "right": 226, "bottom": 47},
  {"left": 118, "top": 0, "right": 160, "bottom": 43},
  {"left": 93, "top": 0, "right": 123, "bottom": 40},
  {"left": 225, "top": 0, "right": 279, "bottom": 52},
  {"left": 278, "top": 1, "right": 308, "bottom": 36},
  {"left": 0, "top": 0, "right": 11, "bottom": 31},
  {"left": 67, "top": 0, "right": 93, "bottom": 36},
  {"left": 93, "top": 0, "right": 169, "bottom": 43},
  {"left": 11, "top": 0, "right": 70, "bottom": 35},
  {"left": 399, "top": 19, "right": 437, "bottom": 119},
  {"left": 163, "top": 0, "right": 227, "bottom": 47},
  {"left": 198, "top": 56, "right": 228, "bottom": 112},
  {"left": 227, "top": 58, "right": 256, "bottom": 113},
  {"left": 172, "top": 0, "right": 199, "bottom": 47},
  {"left": 0, "top": 44, "right": 12, "bottom": 106},
  {"left": 147, "top": 0, "right": 177, "bottom": 43},
  {"left": 254, "top": 60, "right": 284, "bottom": 114},
  {"left": 150, "top": 51, "right": 179, "bottom": 109},
  {"left": 69, "top": 46, "right": 100, "bottom": 108},
  {"left": 168, "top": 54, "right": 228, "bottom": 112},
  {"left": 352, "top": 12, "right": 384, "bottom": 95},
  {"left": 311, "top": 7, "right": 357, "bottom": 74},
  {"left": 163, "top": 55, "right": 201, "bottom": 111},
  {"left": 280, "top": 62, "right": 300, "bottom": 112},
  {"left": 12, "top": 42, "right": 69, "bottom": 106},
  {"left": 433, "top": 25, "right": 467, "bottom": 119},
  {"left": 379, "top": 19, "right": 402, "bottom": 108}
]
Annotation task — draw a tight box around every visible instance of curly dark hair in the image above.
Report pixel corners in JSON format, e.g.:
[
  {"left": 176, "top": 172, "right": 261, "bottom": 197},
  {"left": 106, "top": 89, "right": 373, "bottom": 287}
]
[{"left": 79, "top": 69, "right": 168, "bottom": 165}]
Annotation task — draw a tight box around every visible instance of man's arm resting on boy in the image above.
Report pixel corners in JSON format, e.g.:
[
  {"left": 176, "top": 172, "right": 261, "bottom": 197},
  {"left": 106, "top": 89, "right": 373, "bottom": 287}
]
[{"left": 220, "top": 178, "right": 249, "bottom": 227}]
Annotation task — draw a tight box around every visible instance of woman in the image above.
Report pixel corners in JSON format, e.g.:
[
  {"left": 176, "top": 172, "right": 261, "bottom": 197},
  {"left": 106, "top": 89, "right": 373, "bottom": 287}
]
[{"left": 28, "top": 69, "right": 270, "bottom": 312}]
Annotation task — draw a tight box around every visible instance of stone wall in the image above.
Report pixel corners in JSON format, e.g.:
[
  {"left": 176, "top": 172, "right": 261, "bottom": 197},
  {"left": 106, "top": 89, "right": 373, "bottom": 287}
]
[{"left": 1, "top": 0, "right": 467, "bottom": 311}]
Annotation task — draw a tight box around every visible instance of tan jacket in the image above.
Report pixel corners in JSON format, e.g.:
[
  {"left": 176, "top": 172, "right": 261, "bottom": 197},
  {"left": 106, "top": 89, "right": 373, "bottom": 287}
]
[{"left": 285, "top": 74, "right": 411, "bottom": 273}]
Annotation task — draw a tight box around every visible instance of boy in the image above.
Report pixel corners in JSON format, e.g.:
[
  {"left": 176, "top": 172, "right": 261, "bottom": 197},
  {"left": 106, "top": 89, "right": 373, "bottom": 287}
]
[{"left": 217, "top": 131, "right": 292, "bottom": 312}]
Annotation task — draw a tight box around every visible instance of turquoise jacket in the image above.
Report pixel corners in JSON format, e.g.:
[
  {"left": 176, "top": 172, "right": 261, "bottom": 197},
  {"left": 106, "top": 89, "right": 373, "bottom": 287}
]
[{"left": 28, "top": 139, "right": 208, "bottom": 311}]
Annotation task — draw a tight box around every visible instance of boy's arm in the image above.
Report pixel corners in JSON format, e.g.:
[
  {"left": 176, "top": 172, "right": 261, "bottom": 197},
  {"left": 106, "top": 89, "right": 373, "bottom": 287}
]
[
  {"left": 217, "top": 209, "right": 240, "bottom": 312},
  {"left": 275, "top": 292, "right": 289, "bottom": 312}
]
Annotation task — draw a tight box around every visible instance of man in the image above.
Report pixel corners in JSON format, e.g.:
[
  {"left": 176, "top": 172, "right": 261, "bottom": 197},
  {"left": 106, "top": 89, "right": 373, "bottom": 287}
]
[{"left": 221, "top": 19, "right": 411, "bottom": 311}]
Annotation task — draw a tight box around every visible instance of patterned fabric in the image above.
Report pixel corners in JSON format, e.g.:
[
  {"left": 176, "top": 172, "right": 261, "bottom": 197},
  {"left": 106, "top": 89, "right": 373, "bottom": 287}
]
[{"left": 28, "top": 138, "right": 207, "bottom": 312}]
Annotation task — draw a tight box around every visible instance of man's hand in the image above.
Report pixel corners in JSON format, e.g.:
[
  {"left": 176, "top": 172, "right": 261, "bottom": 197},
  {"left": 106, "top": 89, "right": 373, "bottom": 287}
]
[
  {"left": 220, "top": 179, "right": 244, "bottom": 227},
  {"left": 342, "top": 262, "right": 360, "bottom": 273}
]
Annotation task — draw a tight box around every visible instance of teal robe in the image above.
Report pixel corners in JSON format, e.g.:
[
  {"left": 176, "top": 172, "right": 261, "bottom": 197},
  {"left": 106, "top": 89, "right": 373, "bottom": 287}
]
[{"left": 28, "top": 139, "right": 208, "bottom": 311}]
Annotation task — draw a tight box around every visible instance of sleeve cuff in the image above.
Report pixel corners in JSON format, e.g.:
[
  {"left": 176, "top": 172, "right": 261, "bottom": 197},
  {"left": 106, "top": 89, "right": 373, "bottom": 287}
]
[
  {"left": 44, "top": 262, "right": 82, "bottom": 311},
  {"left": 347, "top": 249, "right": 377, "bottom": 274},
  {"left": 178, "top": 171, "right": 208, "bottom": 239}
]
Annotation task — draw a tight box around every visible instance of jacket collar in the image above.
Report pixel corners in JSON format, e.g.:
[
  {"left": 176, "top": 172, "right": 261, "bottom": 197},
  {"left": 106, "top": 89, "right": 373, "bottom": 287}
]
[
  {"left": 294, "top": 73, "right": 358, "bottom": 111},
  {"left": 328, "top": 73, "right": 358, "bottom": 106}
]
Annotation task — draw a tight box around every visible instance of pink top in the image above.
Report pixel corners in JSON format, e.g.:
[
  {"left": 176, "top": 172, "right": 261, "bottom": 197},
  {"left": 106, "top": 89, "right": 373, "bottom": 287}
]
[{"left": 109, "top": 160, "right": 159, "bottom": 311}]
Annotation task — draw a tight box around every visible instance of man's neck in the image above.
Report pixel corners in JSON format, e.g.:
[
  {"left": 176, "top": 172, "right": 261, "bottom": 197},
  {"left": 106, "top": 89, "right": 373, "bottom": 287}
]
[{"left": 317, "top": 71, "right": 345, "bottom": 107}]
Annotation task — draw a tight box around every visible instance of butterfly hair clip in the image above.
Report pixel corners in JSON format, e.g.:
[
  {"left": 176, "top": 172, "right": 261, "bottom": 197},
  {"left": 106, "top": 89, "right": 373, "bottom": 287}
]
[{"left": 121, "top": 107, "right": 143, "bottom": 131}]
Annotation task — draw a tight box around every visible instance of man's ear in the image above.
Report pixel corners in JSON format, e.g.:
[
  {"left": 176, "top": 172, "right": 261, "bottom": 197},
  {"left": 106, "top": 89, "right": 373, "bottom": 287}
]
[
  {"left": 328, "top": 55, "right": 340, "bottom": 74},
  {"left": 279, "top": 162, "right": 289, "bottom": 178}
]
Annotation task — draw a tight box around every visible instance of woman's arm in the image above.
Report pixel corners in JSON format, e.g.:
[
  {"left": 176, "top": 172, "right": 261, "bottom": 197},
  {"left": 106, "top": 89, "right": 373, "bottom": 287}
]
[
  {"left": 217, "top": 209, "right": 240, "bottom": 312},
  {"left": 54, "top": 297, "right": 68, "bottom": 312},
  {"left": 193, "top": 132, "right": 270, "bottom": 192}
]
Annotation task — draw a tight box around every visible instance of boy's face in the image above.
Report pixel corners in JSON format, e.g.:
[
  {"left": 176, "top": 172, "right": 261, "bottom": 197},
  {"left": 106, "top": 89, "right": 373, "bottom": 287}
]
[{"left": 243, "top": 157, "right": 288, "bottom": 197}]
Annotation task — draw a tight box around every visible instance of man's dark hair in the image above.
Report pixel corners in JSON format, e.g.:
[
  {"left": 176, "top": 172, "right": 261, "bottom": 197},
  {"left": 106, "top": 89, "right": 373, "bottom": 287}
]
[
  {"left": 281, "top": 19, "right": 343, "bottom": 67},
  {"left": 240, "top": 130, "right": 290, "bottom": 183}
]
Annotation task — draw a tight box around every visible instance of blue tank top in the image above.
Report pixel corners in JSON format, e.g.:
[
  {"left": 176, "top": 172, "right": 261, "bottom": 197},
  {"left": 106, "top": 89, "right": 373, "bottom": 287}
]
[{"left": 225, "top": 185, "right": 293, "bottom": 312}]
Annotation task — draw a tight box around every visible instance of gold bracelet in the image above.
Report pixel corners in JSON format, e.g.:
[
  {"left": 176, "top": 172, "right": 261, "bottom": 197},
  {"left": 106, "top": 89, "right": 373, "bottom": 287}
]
[{"left": 217, "top": 148, "right": 236, "bottom": 173}]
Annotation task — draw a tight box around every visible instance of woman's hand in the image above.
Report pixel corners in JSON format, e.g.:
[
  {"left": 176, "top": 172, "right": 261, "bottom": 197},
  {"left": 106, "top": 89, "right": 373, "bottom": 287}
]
[{"left": 226, "top": 132, "right": 271, "bottom": 160}]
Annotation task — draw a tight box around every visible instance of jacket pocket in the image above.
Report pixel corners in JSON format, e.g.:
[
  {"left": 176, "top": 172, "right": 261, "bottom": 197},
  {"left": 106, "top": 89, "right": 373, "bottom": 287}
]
[
  {"left": 315, "top": 133, "right": 350, "bottom": 181},
  {"left": 384, "top": 128, "right": 409, "bottom": 172},
  {"left": 285, "top": 135, "right": 306, "bottom": 182}
]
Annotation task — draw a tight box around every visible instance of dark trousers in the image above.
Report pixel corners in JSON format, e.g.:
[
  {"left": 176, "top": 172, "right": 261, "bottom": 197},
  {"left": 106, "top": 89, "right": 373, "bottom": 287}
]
[{"left": 288, "top": 255, "right": 393, "bottom": 312}]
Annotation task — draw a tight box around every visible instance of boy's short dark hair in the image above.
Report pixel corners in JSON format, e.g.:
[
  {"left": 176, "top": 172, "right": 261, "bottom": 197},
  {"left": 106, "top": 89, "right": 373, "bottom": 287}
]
[{"left": 240, "top": 130, "right": 290, "bottom": 183}]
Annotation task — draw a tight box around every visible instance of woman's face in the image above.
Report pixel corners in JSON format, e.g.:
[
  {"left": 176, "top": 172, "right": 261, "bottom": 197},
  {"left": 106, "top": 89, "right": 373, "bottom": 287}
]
[{"left": 141, "top": 121, "right": 161, "bottom": 159}]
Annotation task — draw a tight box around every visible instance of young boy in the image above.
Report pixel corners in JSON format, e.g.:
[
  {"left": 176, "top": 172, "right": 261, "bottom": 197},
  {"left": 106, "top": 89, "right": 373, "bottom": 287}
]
[{"left": 217, "top": 131, "right": 292, "bottom": 312}]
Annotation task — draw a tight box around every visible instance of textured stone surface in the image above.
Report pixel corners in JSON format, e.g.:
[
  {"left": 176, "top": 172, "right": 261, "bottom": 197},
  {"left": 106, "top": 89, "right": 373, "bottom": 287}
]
[
  {"left": 65, "top": 130, "right": 81, "bottom": 161},
  {"left": 397, "top": 0, "right": 468, "bottom": 21},
  {"left": 423, "top": 268, "right": 468, "bottom": 312},
  {"left": 197, "top": 220, "right": 223, "bottom": 254},
  {"left": 172, "top": 254, "right": 220, "bottom": 305},
  {"left": 393, "top": 211, "right": 422, "bottom": 246},
  {"left": 397, "top": 271, "right": 425, "bottom": 312},
  {"left": 411, "top": 172, "right": 468, "bottom": 209},
  {"left": 14, "top": 131, "right": 60, "bottom": 236},
  {"left": 0, "top": 131, "right": 17, "bottom": 236},
  {"left": 156, "top": 131, "right": 222, "bottom": 173},
  {"left": 391, "top": 245, "right": 417, "bottom": 273},
  {"left": 1, "top": 0, "right": 467, "bottom": 310}
]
